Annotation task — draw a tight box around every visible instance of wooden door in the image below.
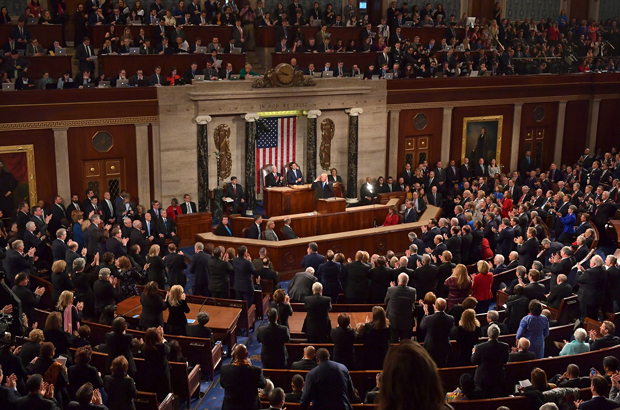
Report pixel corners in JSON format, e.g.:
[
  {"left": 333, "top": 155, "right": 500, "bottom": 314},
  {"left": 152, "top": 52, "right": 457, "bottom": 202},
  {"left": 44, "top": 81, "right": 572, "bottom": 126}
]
[
  {"left": 403, "top": 136, "right": 430, "bottom": 168},
  {"left": 83, "top": 159, "right": 125, "bottom": 200},
  {"left": 521, "top": 127, "right": 550, "bottom": 171},
  {"left": 471, "top": 0, "right": 495, "bottom": 21},
  {"left": 569, "top": 0, "right": 589, "bottom": 21}
]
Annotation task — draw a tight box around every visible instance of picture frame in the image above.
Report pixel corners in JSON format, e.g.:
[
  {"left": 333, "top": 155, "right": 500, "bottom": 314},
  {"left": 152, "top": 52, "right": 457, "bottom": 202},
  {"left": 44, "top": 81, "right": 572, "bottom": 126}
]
[
  {"left": 461, "top": 115, "right": 503, "bottom": 165},
  {"left": 0, "top": 144, "right": 37, "bottom": 214}
]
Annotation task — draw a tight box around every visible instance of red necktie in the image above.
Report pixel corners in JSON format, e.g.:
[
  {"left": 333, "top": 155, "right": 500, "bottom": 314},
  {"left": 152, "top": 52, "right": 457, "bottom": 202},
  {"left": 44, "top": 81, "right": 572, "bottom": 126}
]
[{"left": 233, "top": 186, "right": 236, "bottom": 194}]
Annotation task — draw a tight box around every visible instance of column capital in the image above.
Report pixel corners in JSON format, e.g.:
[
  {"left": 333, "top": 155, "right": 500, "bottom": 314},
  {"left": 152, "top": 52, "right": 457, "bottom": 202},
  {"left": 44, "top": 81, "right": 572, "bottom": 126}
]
[
  {"left": 306, "top": 110, "right": 322, "bottom": 119},
  {"left": 442, "top": 106, "right": 454, "bottom": 113},
  {"left": 345, "top": 108, "right": 364, "bottom": 116},
  {"left": 195, "top": 115, "right": 212, "bottom": 125},
  {"left": 52, "top": 127, "right": 69, "bottom": 132},
  {"left": 134, "top": 123, "right": 150, "bottom": 128},
  {"left": 243, "top": 113, "right": 260, "bottom": 122}
]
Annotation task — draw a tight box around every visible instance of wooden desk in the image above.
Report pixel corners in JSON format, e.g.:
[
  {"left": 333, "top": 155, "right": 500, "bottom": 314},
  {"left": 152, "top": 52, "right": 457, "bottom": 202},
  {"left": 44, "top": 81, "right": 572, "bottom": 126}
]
[
  {"left": 316, "top": 198, "right": 346, "bottom": 214},
  {"left": 89, "top": 24, "right": 235, "bottom": 48},
  {"left": 24, "top": 56, "right": 73, "bottom": 80},
  {"left": 175, "top": 212, "right": 212, "bottom": 247},
  {"left": 116, "top": 297, "right": 241, "bottom": 354},
  {"left": 289, "top": 311, "right": 370, "bottom": 337},
  {"left": 256, "top": 27, "right": 463, "bottom": 49},
  {"left": 0, "top": 24, "right": 64, "bottom": 49},
  {"left": 263, "top": 186, "right": 316, "bottom": 217},
  {"left": 99, "top": 54, "right": 246, "bottom": 78},
  {"left": 199, "top": 205, "right": 442, "bottom": 277}
]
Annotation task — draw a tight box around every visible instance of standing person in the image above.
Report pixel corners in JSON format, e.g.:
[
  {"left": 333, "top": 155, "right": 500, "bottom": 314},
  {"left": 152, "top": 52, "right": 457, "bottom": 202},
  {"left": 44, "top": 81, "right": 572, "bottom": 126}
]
[
  {"left": 165, "top": 285, "right": 190, "bottom": 336},
  {"left": 190, "top": 242, "right": 212, "bottom": 296},
  {"left": 256, "top": 308, "right": 290, "bottom": 369},
  {"left": 455, "top": 309, "right": 481, "bottom": 366},
  {"left": 105, "top": 317, "right": 137, "bottom": 377},
  {"left": 419, "top": 298, "right": 454, "bottom": 367},
  {"left": 145, "top": 245, "right": 166, "bottom": 289},
  {"left": 232, "top": 245, "right": 258, "bottom": 308},
  {"left": 576, "top": 255, "right": 607, "bottom": 322},
  {"left": 104, "top": 356, "right": 138, "bottom": 410},
  {"left": 471, "top": 260, "right": 493, "bottom": 313},
  {"left": 444, "top": 264, "right": 471, "bottom": 311},
  {"left": 139, "top": 281, "right": 168, "bottom": 330},
  {"left": 302, "top": 282, "right": 332, "bottom": 343},
  {"left": 164, "top": 244, "right": 187, "bottom": 288},
  {"left": 316, "top": 250, "right": 342, "bottom": 303},
  {"left": 516, "top": 299, "right": 549, "bottom": 359},
  {"left": 207, "top": 246, "right": 234, "bottom": 299},
  {"left": 300, "top": 348, "right": 355, "bottom": 410},
  {"left": 330, "top": 313, "right": 356, "bottom": 370},
  {"left": 270, "top": 289, "right": 293, "bottom": 329},
  {"left": 384, "top": 273, "right": 416, "bottom": 342},
  {"left": 472, "top": 324, "right": 510, "bottom": 398},
  {"left": 220, "top": 344, "right": 267, "bottom": 410},
  {"left": 360, "top": 306, "right": 391, "bottom": 370},
  {"left": 137, "top": 327, "right": 171, "bottom": 402}
]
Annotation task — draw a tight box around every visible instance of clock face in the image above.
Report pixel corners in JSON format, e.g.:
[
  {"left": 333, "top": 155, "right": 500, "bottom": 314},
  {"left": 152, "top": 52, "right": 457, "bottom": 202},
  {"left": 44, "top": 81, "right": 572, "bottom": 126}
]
[
  {"left": 276, "top": 63, "right": 295, "bottom": 86},
  {"left": 92, "top": 132, "right": 114, "bottom": 153}
]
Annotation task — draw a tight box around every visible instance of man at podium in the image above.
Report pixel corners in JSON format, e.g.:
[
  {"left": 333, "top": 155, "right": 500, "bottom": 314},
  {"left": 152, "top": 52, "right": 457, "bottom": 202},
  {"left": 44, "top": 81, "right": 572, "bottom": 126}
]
[
  {"left": 287, "top": 162, "right": 304, "bottom": 185},
  {"left": 312, "top": 173, "right": 334, "bottom": 199}
]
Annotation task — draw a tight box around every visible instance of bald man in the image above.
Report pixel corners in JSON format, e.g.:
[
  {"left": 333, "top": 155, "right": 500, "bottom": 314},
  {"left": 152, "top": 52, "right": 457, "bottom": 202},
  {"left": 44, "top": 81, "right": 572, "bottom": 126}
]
[
  {"left": 384, "top": 272, "right": 417, "bottom": 342},
  {"left": 220, "top": 344, "right": 267, "bottom": 410},
  {"left": 508, "top": 337, "right": 536, "bottom": 362},
  {"left": 419, "top": 298, "right": 454, "bottom": 367}
]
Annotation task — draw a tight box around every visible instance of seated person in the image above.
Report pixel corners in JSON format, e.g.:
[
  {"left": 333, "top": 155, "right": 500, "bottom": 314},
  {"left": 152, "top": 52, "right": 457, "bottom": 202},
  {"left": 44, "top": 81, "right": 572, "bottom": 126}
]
[
  {"left": 548, "top": 364, "right": 591, "bottom": 388},
  {"left": 185, "top": 311, "right": 212, "bottom": 338},
  {"left": 284, "top": 374, "right": 304, "bottom": 403},
  {"left": 287, "top": 162, "right": 304, "bottom": 185}
]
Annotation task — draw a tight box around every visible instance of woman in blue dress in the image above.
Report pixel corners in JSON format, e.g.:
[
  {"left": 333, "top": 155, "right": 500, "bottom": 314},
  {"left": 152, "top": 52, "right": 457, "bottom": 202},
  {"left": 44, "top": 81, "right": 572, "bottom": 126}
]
[{"left": 516, "top": 299, "right": 549, "bottom": 359}]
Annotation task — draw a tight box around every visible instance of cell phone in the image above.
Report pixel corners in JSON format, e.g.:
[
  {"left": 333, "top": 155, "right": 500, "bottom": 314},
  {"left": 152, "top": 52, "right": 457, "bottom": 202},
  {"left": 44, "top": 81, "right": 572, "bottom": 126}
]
[{"left": 591, "top": 369, "right": 596, "bottom": 376}]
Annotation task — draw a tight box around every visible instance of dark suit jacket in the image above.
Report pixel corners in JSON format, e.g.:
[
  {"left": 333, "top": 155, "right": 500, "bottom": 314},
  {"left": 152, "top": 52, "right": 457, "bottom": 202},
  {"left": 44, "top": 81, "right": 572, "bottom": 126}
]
[
  {"left": 302, "top": 252, "right": 326, "bottom": 273},
  {"left": 311, "top": 180, "right": 334, "bottom": 199},
  {"left": 369, "top": 266, "right": 393, "bottom": 303},
  {"left": 186, "top": 324, "right": 213, "bottom": 339},
  {"left": 231, "top": 256, "right": 257, "bottom": 293},
  {"left": 165, "top": 252, "right": 188, "bottom": 287},
  {"left": 472, "top": 339, "right": 510, "bottom": 388},
  {"left": 577, "top": 266, "right": 606, "bottom": 305},
  {"left": 207, "top": 258, "right": 233, "bottom": 293},
  {"left": 402, "top": 207, "right": 417, "bottom": 223},
  {"left": 300, "top": 360, "right": 354, "bottom": 409},
  {"left": 0, "top": 384, "right": 19, "bottom": 410},
  {"left": 105, "top": 331, "right": 136, "bottom": 375},
  {"left": 288, "top": 271, "right": 317, "bottom": 303},
  {"left": 223, "top": 183, "right": 245, "bottom": 203},
  {"left": 180, "top": 202, "right": 197, "bottom": 214},
  {"left": 220, "top": 363, "right": 266, "bottom": 410},
  {"left": 256, "top": 322, "right": 290, "bottom": 368},
  {"left": 265, "top": 172, "right": 282, "bottom": 187},
  {"left": 414, "top": 263, "right": 438, "bottom": 299},
  {"left": 316, "top": 260, "right": 342, "bottom": 297},
  {"left": 105, "top": 237, "right": 127, "bottom": 259},
  {"left": 508, "top": 349, "right": 536, "bottom": 362},
  {"left": 419, "top": 311, "right": 454, "bottom": 361},
  {"left": 129, "top": 228, "right": 149, "bottom": 254},
  {"left": 15, "top": 394, "right": 60, "bottom": 410},
  {"left": 52, "top": 239, "right": 68, "bottom": 261},
  {"left": 343, "top": 261, "right": 371, "bottom": 300},
  {"left": 156, "top": 217, "right": 176, "bottom": 236},
  {"left": 384, "top": 285, "right": 416, "bottom": 330},
  {"left": 287, "top": 168, "right": 303, "bottom": 185},
  {"left": 93, "top": 280, "right": 119, "bottom": 312},
  {"left": 302, "top": 293, "right": 332, "bottom": 343},
  {"left": 246, "top": 223, "right": 261, "bottom": 240},
  {"left": 190, "top": 251, "right": 211, "bottom": 287},
  {"left": 282, "top": 224, "right": 298, "bottom": 239},
  {"left": 215, "top": 223, "right": 233, "bottom": 236},
  {"left": 524, "top": 282, "right": 546, "bottom": 301},
  {"left": 546, "top": 282, "right": 573, "bottom": 309},
  {"left": 517, "top": 237, "right": 539, "bottom": 269}
]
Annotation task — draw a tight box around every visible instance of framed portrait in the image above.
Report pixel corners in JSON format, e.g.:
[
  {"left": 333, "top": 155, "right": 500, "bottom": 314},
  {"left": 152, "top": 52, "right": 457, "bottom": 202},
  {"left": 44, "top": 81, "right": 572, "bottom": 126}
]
[
  {"left": 461, "top": 116, "right": 503, "bottom": 166},
  {"left": 0, "top": 145, "right": 36, "bottom": 217}
]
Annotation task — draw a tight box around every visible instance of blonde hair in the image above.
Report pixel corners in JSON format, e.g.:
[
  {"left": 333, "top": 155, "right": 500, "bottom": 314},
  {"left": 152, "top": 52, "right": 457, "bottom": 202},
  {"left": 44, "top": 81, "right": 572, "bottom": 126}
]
[
  {"left": 81, "top": 219, "right": 91, "bottom": 232},
  {"left": 56, "top": 290, "right": 74, "bottom": 311},
  {"left": 389, "top": 256, "right": 398, "bottom": 268},
  {"left": 459, "top": 308, "right": 480, "bottom": 332},
  {"left": 52, "top": 260, "right": 67, "bottom": 274},
  {"left": 168, "top": 285, "right": 184, "bottom": 306},
  {"left": 149, "top": 244, "right": 160, "bottom": 257},
  {"left": 477, "top": 260, "right": 490, "bottom": 274},
  {"left": 29, "top": 328, "right": 44, "bottom": 342},
  {"left": 454, "top": 264, "right": 470, "bottom": 289}
]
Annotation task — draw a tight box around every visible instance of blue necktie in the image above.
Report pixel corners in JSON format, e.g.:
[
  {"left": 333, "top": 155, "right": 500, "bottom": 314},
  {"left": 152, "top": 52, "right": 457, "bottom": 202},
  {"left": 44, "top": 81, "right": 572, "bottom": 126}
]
[{"left": 226, "top": 226, "right": 231, "bottom": 235}]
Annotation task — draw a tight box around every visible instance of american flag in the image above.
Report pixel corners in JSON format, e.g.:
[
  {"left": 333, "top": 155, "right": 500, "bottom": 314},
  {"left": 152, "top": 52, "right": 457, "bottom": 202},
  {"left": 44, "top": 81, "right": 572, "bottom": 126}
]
[{"left": 256, "top": 116, "right": 296, "bottom": 193}]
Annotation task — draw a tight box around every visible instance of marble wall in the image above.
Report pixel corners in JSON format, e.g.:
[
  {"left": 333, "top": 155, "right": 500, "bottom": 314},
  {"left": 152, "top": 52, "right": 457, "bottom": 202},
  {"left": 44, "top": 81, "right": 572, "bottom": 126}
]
[
  {"left": 155, "top": 78, "right": 387, "bottom": 206},
  {"left": 600, "top": 0, "right": 620, "bottom": 20}
]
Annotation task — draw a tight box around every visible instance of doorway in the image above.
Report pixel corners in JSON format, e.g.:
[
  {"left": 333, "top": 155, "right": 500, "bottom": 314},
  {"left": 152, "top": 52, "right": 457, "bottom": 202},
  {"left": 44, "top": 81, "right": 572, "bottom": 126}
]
[{"left": 82, "top": 159, "right": 125, "bottom": 200}]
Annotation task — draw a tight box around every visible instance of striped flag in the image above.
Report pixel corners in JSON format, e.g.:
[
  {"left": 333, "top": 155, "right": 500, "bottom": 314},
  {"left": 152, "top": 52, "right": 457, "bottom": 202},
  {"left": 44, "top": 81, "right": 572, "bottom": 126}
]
[{"left": 256, "top": 116, "right": 296, "bottom": 193}]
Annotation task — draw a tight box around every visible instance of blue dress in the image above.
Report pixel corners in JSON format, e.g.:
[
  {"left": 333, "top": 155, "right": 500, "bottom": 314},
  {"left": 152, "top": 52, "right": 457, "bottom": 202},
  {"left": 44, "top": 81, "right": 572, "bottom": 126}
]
[
  {"left": 73, "top": 222, "right": 84, "bottom": 252},
  {"left": 516, "top": 314, "right": 549, "bottom": 359},
  {"left": 560, "top": 213, "right": 576, "bottom": 234}
]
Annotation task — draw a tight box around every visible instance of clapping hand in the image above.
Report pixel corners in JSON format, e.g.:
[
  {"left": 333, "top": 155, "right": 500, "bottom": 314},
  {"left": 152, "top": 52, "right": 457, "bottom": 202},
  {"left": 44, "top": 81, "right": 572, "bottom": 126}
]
[
  {"left": 4, "top": 373, "right": 17, "bottom": 389},
  {"left": 181, "top": 292, "right": 186, "bottom": 300},
  {"left": 34, "top": 286, "right": 45, "bottom": 296},
  {"left": 390, "top": 281, "right": 396, "bottom": 287},
  {"left": 589, "top": 329, "right": 597, "bottom": 340},
  {"left": 81, "top": 248, "right": 88, "bottom": 256},
  {"left": 416, "top": 260, "right": 422, "bottom": 268},
  {"left": 92, "top": 389, "right": 103, "bottom": 405}
]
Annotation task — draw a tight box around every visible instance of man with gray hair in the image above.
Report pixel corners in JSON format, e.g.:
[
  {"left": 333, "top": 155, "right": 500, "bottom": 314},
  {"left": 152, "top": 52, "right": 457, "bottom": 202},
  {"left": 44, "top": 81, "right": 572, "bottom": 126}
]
[
  {"left": 407, "top": 232, "right": 424, "bottom": 255},
  {"left": 288, "top": 267, "right": 318, "bottom": 303},
  {"left": 545, "top": 274, "right": 573, "bottom": 309},
  {"left": 129, "top": 219, "right": 149, "bottom": 255},
  {"left": 52, "top": 228, "right": 69, "bottom": 261},
  {"left": 190, "top": 241, "right": 212, "bottom": 296},
  {"left": 472, "top": 323, "right": 510, "bottom": 398},
  {"left": 93, "top": 266, "right": 119, "bottom": 317},
  {"left": 576, "top": 255, "right": 606, "bottom": 321},
  {"left": 481, "top": 310, "right": 508, "bottom": 336},
  {"left": 23, "top": 220, "right": 44, "bottom": 257},
  {"left": 384, "top": 272, "right": 416, "bottom": 342},
  {"left": 302, "top": 281, "right": 332, "bottom": 343},
  {"left": 573, "top": 235, "right": 589, "bottom": 262},
  {"left": 6, "top": 239, "right": 35, "bottom": 285},
  {"left": 508, "top": 337, "right": 535, "bottom": 362}
]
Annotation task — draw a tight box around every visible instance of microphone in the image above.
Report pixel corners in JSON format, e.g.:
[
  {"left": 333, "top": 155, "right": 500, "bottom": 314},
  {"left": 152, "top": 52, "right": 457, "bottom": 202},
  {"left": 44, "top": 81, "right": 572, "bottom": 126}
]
[{"left": 198, "top": 296, "right": 215, "bottom": 312}]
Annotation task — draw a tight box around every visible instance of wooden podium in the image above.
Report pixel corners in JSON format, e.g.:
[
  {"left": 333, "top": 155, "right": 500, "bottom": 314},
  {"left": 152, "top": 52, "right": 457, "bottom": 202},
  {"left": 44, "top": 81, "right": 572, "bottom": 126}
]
[
  {"left": 317, "top": 198, "right": 347, "bottom": 214},
  {"left": 175, "top": 212, "right": 212, "bottom": 247},
  {"left": 263, "top": 186, "right": 315, "bottom": 217}
]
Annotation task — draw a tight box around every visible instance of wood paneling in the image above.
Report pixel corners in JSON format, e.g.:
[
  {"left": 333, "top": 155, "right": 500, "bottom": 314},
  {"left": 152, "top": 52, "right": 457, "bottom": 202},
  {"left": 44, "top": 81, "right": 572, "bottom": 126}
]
[
  {"left": 562, "top": 100, "right": 589, "bottom": 166},
  {"left": 0, "top": 24, "right": 64, "bottom": 48},
  {"left": 398, "top": 108, "right": 443, "bottom": 170},
  {"left": 451, "top": 105, "right": 514, "bottom": 172},
  {"left": 67, "top": 125, "right": 140, "bottom": 205},
  {"left": 597, "top": 99, "right": 620, "bottom": 152},
  {"left": 570, "top": 0, "right": 589, "bottom": 20},
  {"left": 520, "top": 102, "right": 559, "bottom": 170},
  {"left": 0, "top": 129, "right": 57, "bottom": 207}
]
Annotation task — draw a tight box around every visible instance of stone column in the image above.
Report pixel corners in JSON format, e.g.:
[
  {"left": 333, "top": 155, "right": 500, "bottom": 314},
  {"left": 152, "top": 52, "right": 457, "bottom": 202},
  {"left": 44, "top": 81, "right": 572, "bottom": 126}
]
[
  {"left": 345, "top": 108, "right": 363, "bottom": 199},
  {"left": 388, "top": 110, "right": 400, "bottom": 178},
  {"left": 509, "top": 103, "right": 523, "bottom": 172},
  {"left": 244, "top": 113, "right": 260, "bottom": 213},
  {"left": 441, "top": 107, "right": 453, "bottom": 164},
  {"left": 196, "top": 115, "right": 212, "bottom": 212},
  {"left": 151, "top": 123, "right": 162, "bottom": 201},
  {"left": 135, "top": 124, "right": 151, "bottom": 206},
  {"left": 53, "top": 128, "right": 71, "bottom": 202},
  {"left": 586, "top": 99, "right": 601, "bottom": 151},
  {"left": 306, "top": 110, "right": 322, "bottom": 183},
  {"left": 554, "top": 101, "right": 567, "bottom": 165}
]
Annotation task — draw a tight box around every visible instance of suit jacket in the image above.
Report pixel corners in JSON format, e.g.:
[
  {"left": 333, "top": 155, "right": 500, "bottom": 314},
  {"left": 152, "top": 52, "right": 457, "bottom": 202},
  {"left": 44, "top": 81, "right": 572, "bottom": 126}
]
[
  {"left": 419, "top": 311, "right": 454, "bottom": 360},
  {"left": 156, "top": 217, "right": 176, "bottom": 236},
  {"left": 578, "top": 396, "right": 619, "bottom": 410},
  {"left": 15, "top": 394, "right": 60, "bottom": 410},
  {"left": 6, "top": 248, "right": 32, "bottom": 285},
  {"left": 256, "top": 322, "right": 290, "bottom": 368},
  {"left": 129, "top": 228, "right": 149, "bottom": 254},
  {"left": 472, "top": 339, "right": 510, "bottom": 387},
  {"left": 224, "top": 183, "right": 245, "bottom": 203},
  {"left": 517, "top": 237, "right": 539, "bottom": 269},
  {"left": 311, "top": 180, "right": 334, "bottom": 199},
  {"left": 12, "top": 283, "right": 39, "bottom": 325},
  {"left": 402, "top": 207, "right": 417, "bottom": 223},
  {"left": 286, "top": 168, "right": 303, "bottom": 185},
  {"left": 75, "top": 43, "right": 96, "bottom": 72},
  {"left": 426, "top": 192, "right": 442, "bottom": 208},
  {"left": 265, "top": 172, "right": 282, "bottom": 187},
  {"left": 414, "top": 263, "right": 438, "bottom": 298},
  {"left": 546, "top": 282, "right": 573, "bottom": 309},
  {"left": 302, "top": 293, "right": 332, "bottom": 343},
  {"left": 165, "top": 252, "right": 188, "bottom": 287},
  {"left": 231, "top": 256, "right": 257, "bottom": 293},
  {"left": 105, "top": 237, "right": 127, "bottom": 259},
  {"left": 282, "top": 224, "right": 298, "bottom": 239},
  {"left": 508, "top": 349, "right": 536, "bottom": 362},
  {"left": 287, "top": 271, "right": 318, "bottom": 302},
  {"left": 220, "top": 363, "right": 266, "bottom": 410},
  {"left": 384, "top": 285, "right": 416, "bottom": 330},
  {"left": 524, "top": 282, "right": 546, "bottom": 301},
  {"left": 190, "top": 251, "right": 211, "bottom": 287},
  {"left": 180, "top": 202, "right": 197, "bottom": 214},
  {"left": 52, "top": 239, "right": 68, "bottom": 261},
  {"left": 316, "top": 260, "right": 342, "bottom": 297},
  {"left": 302, "top": 252, "right": 326, "bottom": 273},
  {"left": 300, "top": 360, "right": 354, "bottom": 410},
  {"left": 577, "top": 266, "right": 606, "bottom": 305},
  {"left": 343, "top": 260, "right": 371, "bottom": 300},
  {"left": 207, "top": 258, "right": 233, "bottom": 293}
]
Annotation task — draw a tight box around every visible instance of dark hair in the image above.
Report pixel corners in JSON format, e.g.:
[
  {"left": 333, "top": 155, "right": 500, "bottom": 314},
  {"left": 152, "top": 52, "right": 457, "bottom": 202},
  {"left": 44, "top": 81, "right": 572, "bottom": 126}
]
[
  {"left": 268, "top": 387, "right": 285, "bottom": 406},
  {"left": 379, "top": 340, "right": 444, "bottom": 410},
  {"left": 267, "top": 308, "right": 278, "bottom": 323},
  {"left": 530, "top": 367, "right": 548, "bottom": 390},
  {"left": 337, "top": 313, "right": 350, "bottom": 328},
  {"left": 604, "top": 355, "right": 619, "bottom": 372},
  {"left": 292, "top": 374, "right": 304, "bottom": 389},
  {"left": 76, "top": 382, "right": 94, "bottom": 406},
  {"left": 111, "top": 317, "right": 127, "bottom": 333},
  {"left": 528, "top": 299, "right": 542, "bottom": 316},
  {"left": 26, "top": 374, "right": 43, "bottom": 392},
  {"left": 40, "top": 342, "right": 55, "bottom": 358},
  {"left": 99, "top": 305, "right": 116, "bottom": 326},
  {"left": 110, "top": 355, "right": 128, "bottom": 376},
  {"left": 144, "top": 328, "right": 160, "bottom": 351},
  {"left": 316, "top": 348, "right": 330, "bottom": 362},
  {"left": 592, "top": 375, "right": 609, "bottom": 395},
  {"left": 78, "top": 324, "right": 91, "bottom": 340},
  {"left": 144, "top": 281, "right": 160, "bottom": 297},
  {"left": 514, "top": 284, "right": 524, "bottom": 296},
  {"left": 74, "top": 346, "right": 92, "bottom": 366}
]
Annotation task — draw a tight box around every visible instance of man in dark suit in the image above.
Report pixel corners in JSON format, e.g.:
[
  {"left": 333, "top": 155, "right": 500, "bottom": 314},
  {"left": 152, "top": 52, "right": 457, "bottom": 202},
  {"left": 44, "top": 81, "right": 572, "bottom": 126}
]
[
  {"left": 0, "top": 358, "right": 21, "bottom": 410},
  {"left": 384, "top": 272, "right": 416, "bottom": 342},
  {"left": 129, "top": 220, "right": 149, "bottom": 256},
  {"left": 402, "top": 199, "right": 417, "bottom": 223},
  {"left": 291, "top": 346, "right": 318, "bottom": 371},
  {"left": 300, "top": 348, "right": 354, "bottom": 410},
  {"left": 165, "top": 243, "right": 188, "bottom": 287},
  {"left": 51, "top": 229, "right": 69, "bottom": 261},
  {"left": 116, "top": 193, "right": 137, "bottom": 221},
  {"left": 414, "top": 254, "right": 438, "bottom": 299},
  {"left": 588, "top": 320, "right": 620, "bottom": 351},
  {"left": 141, "top": 212, "right": 157, "bottom": 247},
  {"left": 288, "top": 267, "right": 318, "bottom": 303},
  {"left": 546, "top": 274, "right": 573, "bottom": 309},
  {"left": 342, "top": 251, "right": 371, "bottom": 304},
  {"left": 106, "top": 228, "right": 128, "bottom": 259},
  {"left": 6, "top": 241, "right": 34, "bottom": 286},
  {"left": 548, "top": 364, "right": 591, "bottom": 388},
  {"left": 316, "top": 250, "right": 342, "bottom": 303},
  {"left": 473, "top": 158, "right": 487, "bottom": 178},
  {"left": 75, "top": 37, "right": 96, "bottom": 74},
  {"left": 282, "top": 218, "right": 298, "bottom": 239},
  {"left": 246, "top": 215, "right": 262, "bottom": 240},
  {"left": 220, "top": 345, "right": 267, "bottom": 410},
  {"left": 401, "top": 163, "right": 414, "bottom": 186},
  {"left": 419, "top": 298, "right": 453, "bottom": 367},
  {"left": 11, "top": 271, "right": 44, "bottom": 326},
  {"left": 426, "top": 186, "right": 443, "bottom": 208},
  {"left": 180, "top": 194, "right": 198, "bottom": 214},
  {"left": 16, "top": 202, "right": 31, "bottom": 240},
  {"left": 207, "top": 247, "right": 234, "bottom": 299},
  {"left": 481, "top": 310, "right": 509, "bottom": 336},
  {"left": 301, "top": 242, "right": 325, "bottom": 273},
  {"left": 573, "top": 236, "right": 589, "bottom": 262},
  {"left": 256, "top": 257, "right": 280, "bottom": 291},
  {"left": 156, "top": 209, "right": 179, "bottom": 247},
  {"left": 516, "top": 227, "right": 539, "bottom": 269},
  {"left": 302, "top": 283, "right": 332, "bottom": 343},
  {"left": 15, "top": 374, "right": 59, "bottom": 410},
  {"left": 576, "top": 255, "right": 607, "bottom": 321},
  {"left": 576, "top": 376, "right": 619, "bottom": 410},
  {"left": 232, "top": 245, "right": 258, "bottom": 308},
  {"left": 186, "top": 311, "right": 213, "bottom": 339},
  {"left": 286, "top": 162, "right": 304, "bottom": 185},
  {"left": 472, "top": 324, "right": 510, "bottom": 398},
  {"left": 523, "top": 270, "right": 546, "bottom": 301},
  {"left": 190, "top": 242, "right": 211, "bottom": 296},
  {"left": 100, "top": 191, "right": 116, "bottom": 225},
  {"left": 311, "top": 173, "right": 334, "bottom": 199},
  {"left": 223, "top": 176, "right": 248, "bottom": 215},
  {"left": 265, "top": 165, "right": 283, "bottom": 187},
  {"left": 275, "top": 20, "right": 290, "bottom": 45},
  {"left": 460, "top": 158, "right": 473, "bottom": 181},
  {"left": 519, "top": 150, "right": 535, "bottom": 176},
  {"left": 360, "top": 177, "right": 377, "bottom": 205},
  {"left": 50, "top": 196, "right": 67, "bottom": 234},
  {"left": 495, "top": 218, "right": 514, "bottom": 259},
  {"left": 257, "top": 308, "right": 290, "bottom": 368},
  {"left": 508, "top": 337, "right": 536, "bottom": 363}
]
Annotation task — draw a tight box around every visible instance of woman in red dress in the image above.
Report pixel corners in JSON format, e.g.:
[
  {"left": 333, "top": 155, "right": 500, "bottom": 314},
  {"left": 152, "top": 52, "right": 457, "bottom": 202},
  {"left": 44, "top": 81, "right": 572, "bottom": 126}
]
[
  {"left": 500, "top": 191, "right": 513, "bottom": 219},
  {"left": 166, "top": 198, "right": 182, "bottom": 221},
  {"left": 382, "top": 205, "right": 400, "bottom": 226},
  {"left": 471, "top": 260, "right": 493, "bottom": 313}
]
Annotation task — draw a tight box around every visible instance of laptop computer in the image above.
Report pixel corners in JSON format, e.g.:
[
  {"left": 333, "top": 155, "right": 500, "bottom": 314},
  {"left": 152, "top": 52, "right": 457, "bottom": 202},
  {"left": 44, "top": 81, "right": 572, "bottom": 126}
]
[
  {"left": 194, "top": 75, "right": 205, "bottom": 81},
  {"left": 231, "top": 47, "right": 242, "bottom": 54},
  {"left": 45, "top": 83, "right": 57, "bottom": 89},
  {"left": 55, "top": 47, "right": 67, "bottom": 55},
  {"left": 404, "top": 21, "right": 413, "bottom": 27},
  {"left": 129, "top": 47, "right": 140, "bottom": 54},
  {"left": 116, "top": 79, "right": 129, "bottom": 87},
  {"left": 385, "top": 73, "right": 394, "bottom": 79},
  {"left": 2, "top": 83, "right": 15, "bottom": 91},
  {"left": 354, "top": 74, "right": 363, "bottom": 79},
  {"left": 17, "top": 49, "right": 24, "bottom": 56},
  {"left": 195, "top": 46, "right": 207, "bottom": 54},
  {"left": 83, "top": 83, "right": 95, "bottom": 89},
  {"left": 27, "top": 17, "right": 38, "bottom": 24},
  {"left": 482, "top": 71, "right": 492, "bottom": 76},
  {"left": 313, "top": 72, "right": 322, "bottom": 78},
  {"left": 311, "top": 19, "right": 322, "bottom": 27},
  {"left": 229, "top": 74, "right": 240, "bottom": 80},
  {"left": 321, "top": 71, "right": 333, "bottom": 78},
  {"left": 98, "top": 81, "right": 111, "bottom": 88},
  {"left": 371, "top": 75, "right": 379, "bottom": 80},
  {"left": 469, "top": 71, "right": 478, "bottom": 77}
]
